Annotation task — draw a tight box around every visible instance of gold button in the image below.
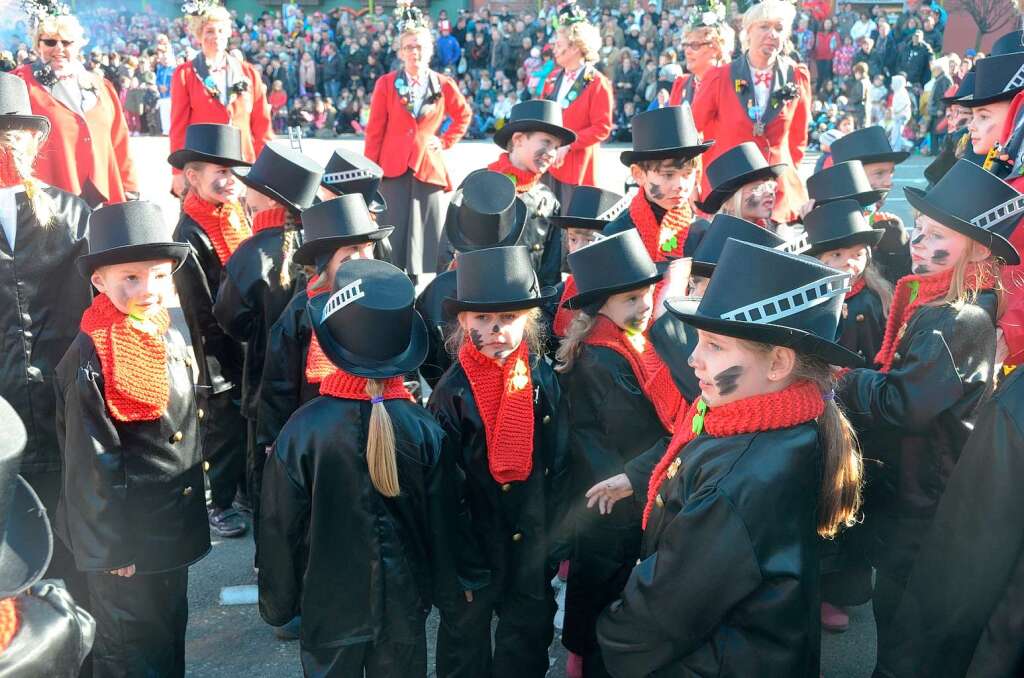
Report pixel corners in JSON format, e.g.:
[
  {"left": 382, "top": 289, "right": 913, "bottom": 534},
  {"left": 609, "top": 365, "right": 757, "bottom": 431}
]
[
  {"left": 543, "top": 415, "right": 551, "bottom": 424},
  {"left": 182, "top": 486, "right": 193, "bottom": 496},
  {"left": 532, "top": 244, "right": 541, "bottom": 251},
  {"left": 501, "top": 483, "right": 512, "bottom": 492},
  {"left": 655, "top": 494, "right": 664, "bottom": 508},
  {"left": 855, "top": 314, "right": 865, "bottom": 323},
  {"left": 545, "top": 468, "right": 550, "bottom": 476},
  {"left": 198, "top": 408, "right": 205, "bottom": 420},
  {"left": 512, "top": 532, "right": 523, "bottom": 542},
  {"left": 171, "top": 431, "right": 183, "bottom": 443},
  {"left": 894, "top": 352, "right": 902, "bottom": 362},
  {"left": 203, "top": 461, "right": 210, "bottom": 472}
]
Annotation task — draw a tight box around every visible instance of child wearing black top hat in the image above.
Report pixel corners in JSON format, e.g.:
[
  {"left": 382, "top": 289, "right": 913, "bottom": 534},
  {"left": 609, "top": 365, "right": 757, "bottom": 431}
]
[
  {"left": 319, "top": 147, "right": 393, "bottom": 263},
  {"left": 694, "top": 141, "right": 792, "bottom": 237},
  {"left": 595, "top": 238, "right": 864, "bottom": 677},
  {"left": 170, "top": 123, "right": 252, "bottom": 539},
  {"left": 428, "top": 245, "right": 569, "bottom": 678},
  {"left": 55, "top": 201, "right": 210, "bottom": 678},
  {"left": 258, "top": 258, "right": 461, "bottom": 677}
]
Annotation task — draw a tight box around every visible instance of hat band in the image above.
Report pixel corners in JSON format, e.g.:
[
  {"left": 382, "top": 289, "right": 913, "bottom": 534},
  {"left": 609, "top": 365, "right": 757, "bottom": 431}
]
[
  {"left": 720, "top": 272, "right": 850, "bottom": 324},
  {"left": 971, "top": 194, "right": 1024, "bottom": 230},
  {"left": 323, "top": 169, "right": 377, "bottom": 185},
  {"left": 1005, "top": 64, "right": 1024, "bottom": 92},
  {"left": 322, "top": 278, "right": 365, "bottom": 320},
  {"left": 595, "top": 190, "right": 636, "bottom": 221},
  {"left": 776, "top": 233, "right": 812, "bottom": 255}
]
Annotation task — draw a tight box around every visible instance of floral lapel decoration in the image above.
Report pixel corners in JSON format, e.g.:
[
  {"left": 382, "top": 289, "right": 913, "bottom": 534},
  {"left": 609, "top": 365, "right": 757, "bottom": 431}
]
[
  {"left": 395, "top": 71, "right": 441, "bottom": 118},
  {"left": 561, "top": 66, "right": 594, "bottom": 109},
  {"left": 35, "top": 63, "right": 57, "bottom": 87},
  {"left": 202, "top": 73, "right": 248, "bottom": 104},
  {"left": 734, "top": 78, "right": 748, "bottom": 93},
  {"left": 770, "top": 81, "right": 799, "bottom": 108}
]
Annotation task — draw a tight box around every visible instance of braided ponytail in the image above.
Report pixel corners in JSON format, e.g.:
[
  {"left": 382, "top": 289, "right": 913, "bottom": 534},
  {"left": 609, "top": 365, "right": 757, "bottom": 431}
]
[
  {"left": 279, "top": 212, "right": 299, "bottom": 287},
  {"left": 1, "top": 131, "right": 56, "bottom": 228},
  {"left": 365, "top": 379, "right": 400, "bottom": 497}
]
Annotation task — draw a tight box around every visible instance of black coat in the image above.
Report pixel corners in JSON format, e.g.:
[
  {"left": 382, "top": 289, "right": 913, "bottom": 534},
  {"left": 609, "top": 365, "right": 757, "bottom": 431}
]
[
  {"left": 597, "top": 425, "right": 824, "bottom": 677},
  {"left": 0, "top": 583, "right": 95, "bottom": 677},
  {"left": 427, "top": 356, "right": 570, "bottom": 599},
  {"left": 837, "top": 286, "right": 886, "bottom": 363},
  {"left": 257, "top": 395, "right": 462, "bottom": 648},
  {"left": 54, "top": 328, "right": 211, "bottom": 574},
  {"left": 0, "top": 188, "right": 90, "bottom": 473},
  {"left": 414, "top": 269, "right": 456, "bottom": 388}
]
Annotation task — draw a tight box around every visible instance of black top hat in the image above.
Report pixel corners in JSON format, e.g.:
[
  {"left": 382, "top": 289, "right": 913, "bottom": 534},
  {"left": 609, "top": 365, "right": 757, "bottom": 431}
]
[
  {"left": 550, "top": 186, "right": 624, "bottom": 231},
  {"left": 690, "top": 214, "right": 786, "bottom": 278},
  {"left": 233, "top": 141, "right": 323, "bottom": 216},
  {"left": 992, "top": 30, "right": 1024, "bottom": 56},
  {"left": 807, "top": 160, "right": 886, "bottom": 208},
  {"left": 167, "top": 123, "right": 251, "bottom": 170},
  {"left": 0, "top": 71, "right": 50, "bottom": 137},
  {"left": 944, "top": 67, "right": 974, "bottom": 104},
  {"left": 802, "top": 199, "right": 884, "bottom": 257},
  {"left": 321, "top": 148, "right": 387, "bottom": 214},
  {"left": 666, "top": 240, "right": 864, "bottom": 367},
  {"left": 78, "top": 201, "right": 189, "bottom": 279},
  {"left": 830, "top": 126, "right": 910, "bottom": 167},
  {"left": 493, "top": 99, "right": 576, "bottom": 149},
  {"left": 444, "top": 170, "right": 528, "bottom": 253},
  {"left": 0, "top": 396, "right": 53, "bottom": 599},
  {"left": 694, "top": 142, "right": 786, "bottom": 214},
  {"left": 904, "top": 159, "right": 1021, "bottom": 264},
  {"left": 293, "top": 194, "right": 395, "bottom": 266},
  {"left": 620, "top": 104, "right": 714, "bottom": 165},
  {"left": 307, "top": 259, "right": 427, "bottom": 379},
  {"left": 443, "top": 245, "right": 557, "bottom": 315},
  {"left": 958, "top": 51, "right": 1024, "bottom": 107},
  {"left": 564, "top": 230, "right": 662, "bottom": 310}
]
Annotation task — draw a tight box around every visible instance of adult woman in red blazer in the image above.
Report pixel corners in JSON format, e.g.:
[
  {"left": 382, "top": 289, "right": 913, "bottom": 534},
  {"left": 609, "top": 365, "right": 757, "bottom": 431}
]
[
  {"left": 169, "top": 2, "right": 273, "bottom": 197},
  {"left": 668, "top": 6, "right": 735, "bottom": 107},
  {"left": 14, "top": 11, "right": 137, "bottom": 206},
  {"left": 364, "top": 4, "right": 471, "bottom": 279},
  {"left": 542, "top": 6, "right": 613, "bottom": 212},
  {"left": 692, "top": 0, "right": 811, "bottom": 224}
]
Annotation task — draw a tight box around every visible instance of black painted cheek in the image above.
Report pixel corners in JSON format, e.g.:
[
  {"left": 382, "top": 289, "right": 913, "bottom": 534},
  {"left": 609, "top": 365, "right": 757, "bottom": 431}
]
[
  {"left": 647, "top": 182, "right": 665, "bottom": 200},
  {"left": 713, "top": 365, "right": 744, "bottom": 396},
  {"left": 491, "top": 325, "right": 500, "bottom": 334},
  {"left": 931, "top": 249, "right": 950, "bottom": 265},
  {"left": 911, "top": 233, "right": 926, "bottom": 246},
  {"left": 469, "top": 328, "right": 485, "bottom": 350}
]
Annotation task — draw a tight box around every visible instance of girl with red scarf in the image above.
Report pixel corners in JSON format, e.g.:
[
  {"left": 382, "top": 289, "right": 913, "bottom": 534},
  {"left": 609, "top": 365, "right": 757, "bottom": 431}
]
[
  {"left": 837, "top": 159, "right": 1019, "bottom": 671},
  {"left": 427, "top": 246, "right": 568, "bottom": 678}
]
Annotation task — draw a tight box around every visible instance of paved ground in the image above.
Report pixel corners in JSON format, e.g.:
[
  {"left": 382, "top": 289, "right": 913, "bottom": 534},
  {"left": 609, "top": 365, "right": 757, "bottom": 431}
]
[{"left": 120, "top": 137, "right": 929, "bottom": 677}]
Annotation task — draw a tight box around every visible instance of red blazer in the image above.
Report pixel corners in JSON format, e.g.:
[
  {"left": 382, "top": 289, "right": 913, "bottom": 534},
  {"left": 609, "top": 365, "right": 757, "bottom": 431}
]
[
  {"left": 363, "top": 70, "right": 471, "bottom": 191},
  {"left": 542, "top": 66, "right": 613, "bottom": 186},
  {"left": 692, "top": 57, "right": 811, "bottom": 223},
  {"left": 668, "top": 74, "right": 695, "bottom": 107},
  {"left": 169, "top": 57, "right": 273, "bottom": 175},
  {"left": 14, "top": 64, "right": 137, "bottom": 204}
]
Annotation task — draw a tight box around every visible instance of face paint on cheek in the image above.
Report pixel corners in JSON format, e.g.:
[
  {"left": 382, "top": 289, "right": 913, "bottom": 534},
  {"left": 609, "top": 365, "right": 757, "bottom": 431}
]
[
  {"left": 913, "top": 262, "right": 931, "bottom": 274},
  {"left": 911, "top": 233, "right": 925, "bottom": 246},
  {"left": 713, "top": 365, "right": 744, "bottom": 395},
  {"left": 533, "top": 148, "right": 550, "bottom": 169},
  {"left": 646, "top": 181, "right": 665, "bottom": 200},
  {"left": 931, "top": 249, "right": 950, "bottom": 266},
  {"left": 469, "top": 328, "right": 485, "bottom": 351}
]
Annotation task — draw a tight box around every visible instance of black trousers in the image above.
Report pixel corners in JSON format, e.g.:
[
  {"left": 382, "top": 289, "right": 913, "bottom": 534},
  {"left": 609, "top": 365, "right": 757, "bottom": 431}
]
[
  {"left": 246, "top": 418, "right": 265, "bottom": 564},
  {"left": 300, "top": 632, "right": 426, "bottom": 678},
  {"left": 86, "top": 567, "right": 188, "bottom": 678},
  {"left": 203, "top": 388, "right": 247, "bottom": 511}
]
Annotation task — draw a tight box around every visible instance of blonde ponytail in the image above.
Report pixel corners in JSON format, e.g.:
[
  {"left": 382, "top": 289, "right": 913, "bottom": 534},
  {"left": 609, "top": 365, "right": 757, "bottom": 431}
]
[
  {"left": 365, "top": 379, "right": 400, "bottom": 497},
  {"left": 554, "top": 310, "right": 597, "bottom": 373},
  {"left": 279, "top": 213, "right": 299, "bottom": 287},
  {"left": 1, "top": 131, "right": 57, "bottom": 228}
]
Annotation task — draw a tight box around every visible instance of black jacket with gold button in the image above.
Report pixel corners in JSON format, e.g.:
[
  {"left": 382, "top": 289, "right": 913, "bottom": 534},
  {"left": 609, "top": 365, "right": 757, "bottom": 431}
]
[
  {"left": 54, "top": 328, "right": 211, "bottom": 574},
  {"left": 836, "top": 286, "right": 886, "bottom": 363}
]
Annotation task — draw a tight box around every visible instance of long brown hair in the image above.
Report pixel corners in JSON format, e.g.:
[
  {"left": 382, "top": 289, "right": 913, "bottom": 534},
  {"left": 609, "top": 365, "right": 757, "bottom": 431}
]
[
  {"left": 554, "top": 310, "right": 597, "bottom": 373},
  {"left": 862, "top": 258, "right": 893, "bottom": 315},
  {"left": 365, "top": 379, "right": 400, "bottom": 497}
]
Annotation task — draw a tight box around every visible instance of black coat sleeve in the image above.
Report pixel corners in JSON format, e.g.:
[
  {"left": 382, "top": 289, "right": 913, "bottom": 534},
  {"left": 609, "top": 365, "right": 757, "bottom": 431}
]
[
  {"left": 256, "top": 293, "right": 308, "bottom": 450},
  {"left": 544, "top": 367, "right": 573, "bottom": 562},
  {"left": 213, "top": 267, "right": 258, "bottom": 343},
  {"left": 537, "top": 216, "right": 563, "bottom": 289},
  {"left": 424, "top": 427, "right": 468, "bottom": 615}
]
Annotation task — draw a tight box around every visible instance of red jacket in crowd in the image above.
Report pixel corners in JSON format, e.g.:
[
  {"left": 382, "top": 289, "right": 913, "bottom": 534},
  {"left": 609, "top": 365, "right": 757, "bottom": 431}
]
[
  {"left": 542, "top": 65, "right": 614, "bottom": 187},
  {"left": 998, "top": 91, "right": 1024, "bottom": 365}
]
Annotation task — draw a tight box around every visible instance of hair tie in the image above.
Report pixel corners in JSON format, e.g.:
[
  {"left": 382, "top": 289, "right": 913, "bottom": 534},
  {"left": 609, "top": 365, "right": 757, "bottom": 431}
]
[
  {"left": 823, "top": 389, "right": 836, "bottom": 401},
  {"left": 370, "top": 395, "right": 384, "bottom": 404}
]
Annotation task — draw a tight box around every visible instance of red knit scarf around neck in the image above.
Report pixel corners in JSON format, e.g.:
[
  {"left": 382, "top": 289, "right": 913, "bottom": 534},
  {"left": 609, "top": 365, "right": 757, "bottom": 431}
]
[
  {"left": 585, "top": 314, "right": 685, "bottom": 433},
  {"left": 629, "top": 191, "right": 689, "bottom": 261},
  {"left": 552, "top": 276, "right": 578, "bottom": 337},
  {"left": 80, "top": 294, "right": 171, "bottom": 422},
  {"left": 488, "top": 153, "right": 541, "bottom": 193},
  {"left": 251, "top": 206, "right": 289, "bottom": 233},
  {"left": 0, "top": 598, "right": 17, "bottom": 653},
  {"left": 305, "top": 277, "right": 334, "bottom": 384},
  {"left": 182, "top": 191, "right": 252, "bottom": 265},
  {"left": 319, "top": 367, "right": 413, "bottom": 402},
  {"left": 0, "top": 148, "right": 22, "bottom": 188},
  {"left": 458, "top": 339, "right": 536, "bottom": 483},
  {"left": 846, "top": 275, "right": 866, "bottom": 300},
  {"left": 642, "top": 380, "right": 825, "bottom": 529}
]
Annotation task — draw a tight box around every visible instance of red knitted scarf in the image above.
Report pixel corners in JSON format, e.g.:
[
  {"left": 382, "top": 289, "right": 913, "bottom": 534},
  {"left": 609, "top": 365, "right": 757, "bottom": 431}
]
[
  {"left": 305, "top": 277, "right": 334, "bottom": 384},
  {"left": 629, "top": 191, "right": 689, "bottom": 261},
  {"left": 458, "top": 339, "right": 535, "bottom": 483},
  {"left": 846, "top": 276, "right": 866, "bottom": 300},
  {"left": 251, "top": 206, "right": 289, "bottom": 233},
  {"left": 552, "top": 276, "right": 578, "bottom": 337},
  {"left": 585, "top": 315, "right": 685, "bottom": 433},
  {"left": 488, "top": 153, "right": 541, "bottom": 193},
  {"left": 874, "top": 264, "right": 996, "bottom": 373},
  {"left": 642, "top": 380, "right": 825, "bottom": 529},
  {"left": 0, "top": 598, "right": 17, "bottom": 653},
  {"left": 319, "top": 368, "right": 413, "bottom": 402},
  {"left": 80, "top": 294, "right": 171, "bottom": 422},
  {"left": 182, "top": 191, "right": 252, "bottom": 265},
  {"left": 0, "top": 148, "right": 22, "bottom": 187}
]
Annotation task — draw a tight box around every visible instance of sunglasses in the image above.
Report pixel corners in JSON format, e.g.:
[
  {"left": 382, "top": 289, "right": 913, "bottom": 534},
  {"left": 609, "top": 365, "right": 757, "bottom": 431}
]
[
  {"left": 41, "top": 38, "right": 75, "bottom": 47},
  {"left": 681, "top": 41, "right": 713, "bottom": 50}
]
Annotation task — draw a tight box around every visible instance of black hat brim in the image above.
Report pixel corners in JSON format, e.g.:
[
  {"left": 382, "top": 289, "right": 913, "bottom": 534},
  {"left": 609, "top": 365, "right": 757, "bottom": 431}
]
[
  {"left": 77, "top": 242, "right": 191, "bottom": 279},
  {"left": 233, "top": 166, "right": 306, "bottom": 216},
  {"left": 904, "top": 187, "right": 1021, "bottom": 265},
  {"left": 167, "top": 149, "right": 252, "bottom": 171},
  {"left": 442, "top": 286, "right": 560, "bottom": 317},
  {"left": 0, "top": 114, "right": 50, "bottom": 138},
  {"left": 690, "top": 260, "right": 716, "bottom": 278},
  {"left": 322, "top": 185, "right": 388, "bottom": 214},
  {"left": 493, "top": 119, "right": 577, "bottom": 149},
  {"left": 562, "top": 272, "right": 664, "bottom": 310},
  {"left": 957, "top": 90, "right": 1023, "bottom": 108},
  {"left": 307, "top": 292, "right": 429, "bottom": 379},
  {"left": 444, "top": 196, "right": 529, "bottom": 253},
  {"left": 549, "top": 215, "right": 610, "bottom": 231},
  {"left": 843, "top": 151, "right": 911, "bottom": 166},
  {"left": 620, "top": 140, "right": 715, "bottom": 166},
  {"left": 694, "top": 164, "right": 787, "bottom": 214},
  {"left": 815, "top": 188, "right": 887, "bottom": 209},
  {"left": 665, "top": 298, "right": 865, "bottom": 368},
  {"left": 292, "top": 227, "right": 396, "bottom": 266},
  {"left": 804, "top": 229, "right": 885, "bottom": 257},
  {"left": 0, "top": 475, "right": 53, "bottom": 598}
]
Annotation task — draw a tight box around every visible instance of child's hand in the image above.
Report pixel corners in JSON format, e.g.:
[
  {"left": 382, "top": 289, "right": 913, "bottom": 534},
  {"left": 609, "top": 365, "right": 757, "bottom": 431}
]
[{"left": 109, "top": 564, "right": 136, "bottom": 578}]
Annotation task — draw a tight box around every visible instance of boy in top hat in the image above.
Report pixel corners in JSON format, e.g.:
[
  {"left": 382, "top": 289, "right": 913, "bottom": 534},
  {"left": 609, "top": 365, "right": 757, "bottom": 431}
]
[
  {"left": 55, "top": 201, "right": 210, "bottom": 678},
  {"left": 320, "top": 147, "right": 393, "bottom": 263},
  {"left": 170, "top": 122, "right": 251, "bottom": 539}
]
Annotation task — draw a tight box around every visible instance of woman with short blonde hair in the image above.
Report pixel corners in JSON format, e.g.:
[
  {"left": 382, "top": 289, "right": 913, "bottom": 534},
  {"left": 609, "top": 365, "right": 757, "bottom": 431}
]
[{"left": 670, "top": 5, "right": 736, "bottom": 106}]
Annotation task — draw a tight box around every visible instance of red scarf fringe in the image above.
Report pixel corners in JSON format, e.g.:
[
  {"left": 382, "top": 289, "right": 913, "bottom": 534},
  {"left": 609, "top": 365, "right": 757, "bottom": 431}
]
[
  {"left": 0, "top": 598, "right": 17, "bottom": 653},
  {"left": 319, "top": 367, "right": 413, "bottom": 402},
  {"left": 552, "top": 276, "right": 578, "bottom": 337},
  {"left": 458, "top": 339, "right": 535, "bottom": 483},
  {"left": 0, "top": 148, "right": 22, "bottom": 188},
  {"left": 80, "top": 294, "right": 171, "bottom": 422},
  {"left": 251, "top": 206, "right": 289, "bottom": 233},
  {"left": 846, "top": 276, "right": 866, "bottom": 300},
  {"left": 487, "top": 153, "right": 541, "bottom": 193},
  {"left": 629, "top": 191, "right": 689, "bottom": 262},
  {"left": 182, "top": 192, "right": 252, "bottom": 266},
  {"left": 642, "top": 380, "right": 825, "bottom": 529},
  {"left": 584, "top": 315, "right": 685, "bottom": 433},
  {"left": 305, "top": 277, "right": 334, "bottom": 384}
]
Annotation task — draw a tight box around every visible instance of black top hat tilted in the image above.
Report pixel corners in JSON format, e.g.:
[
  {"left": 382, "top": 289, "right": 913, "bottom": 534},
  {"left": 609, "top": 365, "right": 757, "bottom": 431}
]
[
  {"left": 493, "top": 99, "right": 577, "bottom": 149},
  {"left": 564, "top": 230, "right": 662, "bottom": 310},
  {"left": 293, "top": 194, "right": 395, "bottom": 266},
  {"left": 233, "top": 141, "right": 323, "bottom": 216},
  {"left": 690, "top": 214, "right": 786, "bottom": 278},
  {"left": 807, "top": 160, "right": 886, "bottom": 208},
  {"left": 620, "top": 104, "right": 714, "bottom": 166},
  {"left": 992, "top": 30, "right": 1024, "bottom": 57},
  {"left": 77, "top": 201, "right": 190, "bottom": 279},
  {"left": 666, "top": 240, "right": 865, "bottom": 367},
  {"left": 0, "top": 396, "right": 53, "bottom": 599},
  {"left": 944, "top": 67, "right": 975, "bottom": 104},
  {"left": 0, "top": 71, "right": 50, "bottom": 137},
  {"left": 320, "top": 148, "right": 387, "bottom": 214},
  {"left": 830, "top": 126, "right": 910, "bottom": 167},
  {"left": 167, "top": 123, "right": 251, "bottom": 169},
  {"left": 550, "top": 186, "right": 624, "bottom": 231},
  {"left": 802, "top": 199, "right": 884, "bottom": 257},
  {"left": 904, "top": 159, "right": 1021, "bottom": 264},
  {"left": 694, "top": 142, "right": 787, "bottom": 214},
  {"left": 443, "top": 245, "right": 557, "bottom": 315},
  {"left": 307, "top": 258, "right": 428, "bottom": 379},
  {"left": 958, "top": 51, "right": 1024, "bottom": 107},
  {"left": 443, "top": 170, "right": 528, "bottom": 253}
]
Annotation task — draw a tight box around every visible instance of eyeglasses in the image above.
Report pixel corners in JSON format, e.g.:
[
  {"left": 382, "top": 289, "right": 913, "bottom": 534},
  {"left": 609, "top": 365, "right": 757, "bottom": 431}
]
[
  {"left": 681, "top": 41, "right": 712, "bottom": 50},
  {"left": 40, "top": 38, "right": 75, "bottom": 48}
]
